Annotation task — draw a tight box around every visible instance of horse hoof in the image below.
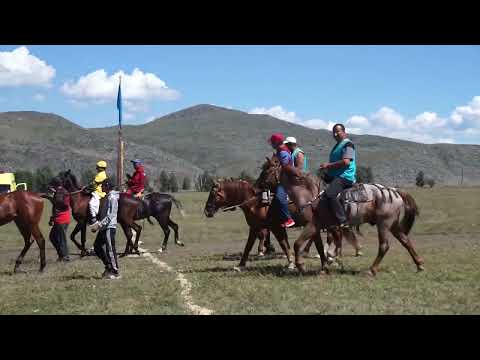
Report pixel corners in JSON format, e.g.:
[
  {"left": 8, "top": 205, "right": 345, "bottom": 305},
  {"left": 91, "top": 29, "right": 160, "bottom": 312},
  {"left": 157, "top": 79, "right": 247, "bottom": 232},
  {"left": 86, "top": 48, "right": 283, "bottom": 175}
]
[
  {"left": 233, "top": 266, "right": 245, "bottom": 272},
  {"left": 355, "top": 251, "right": 364, "bottom": 257},
  {"left": 417, "top": 265, "right": 425, "bottom": 272},
  {"left": 138, "top": 241, "right": 144, "bottom": 245},
  {"left": 14, "top": 268, "right": 26, "bottom": 274},
  {"left": 158, "top": 248, "right": 164, "bottom": 253},
  {"left": 287, "top": 262, "right": 295, "bottom": 270},
  {"left": 176, "top": 242, "right": 185, "bottom": 247},
  {"left": 366, "top": 269, "right": 376, "bottom": 277},
  {"left": 295, "top": 264, "right": 306, "bottom": 274},
  {"left": 258, "top": 252, "right": 265, "bottom": 257}
]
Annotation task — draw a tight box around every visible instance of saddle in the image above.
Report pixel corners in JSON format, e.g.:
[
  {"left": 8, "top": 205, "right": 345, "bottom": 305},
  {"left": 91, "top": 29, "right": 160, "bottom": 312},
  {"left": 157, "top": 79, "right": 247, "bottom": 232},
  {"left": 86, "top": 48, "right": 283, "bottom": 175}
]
[{"left": 338, "top": 183, "right": 372, "bottom": 203}]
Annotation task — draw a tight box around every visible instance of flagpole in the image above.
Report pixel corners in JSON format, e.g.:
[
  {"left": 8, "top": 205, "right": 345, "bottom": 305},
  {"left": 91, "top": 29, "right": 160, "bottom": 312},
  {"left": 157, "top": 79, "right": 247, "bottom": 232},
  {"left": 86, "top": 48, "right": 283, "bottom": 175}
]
[{"left": 117, "top": 76, "right": 124, "bottom": 189}]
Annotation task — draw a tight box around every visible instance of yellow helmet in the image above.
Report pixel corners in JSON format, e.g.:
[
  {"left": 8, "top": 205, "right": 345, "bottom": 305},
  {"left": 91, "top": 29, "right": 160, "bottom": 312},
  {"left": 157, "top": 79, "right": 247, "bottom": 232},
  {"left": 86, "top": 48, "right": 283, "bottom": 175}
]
[{"left": 96, "top": 160, "right": 107, "bottom": 168}]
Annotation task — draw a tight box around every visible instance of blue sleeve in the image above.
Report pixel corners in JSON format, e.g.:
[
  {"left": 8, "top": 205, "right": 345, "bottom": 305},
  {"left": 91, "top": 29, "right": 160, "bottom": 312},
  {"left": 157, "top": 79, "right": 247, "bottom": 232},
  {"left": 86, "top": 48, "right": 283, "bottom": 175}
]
[{"left": 278, "top": 151, "right": 291, "bottom": 166}]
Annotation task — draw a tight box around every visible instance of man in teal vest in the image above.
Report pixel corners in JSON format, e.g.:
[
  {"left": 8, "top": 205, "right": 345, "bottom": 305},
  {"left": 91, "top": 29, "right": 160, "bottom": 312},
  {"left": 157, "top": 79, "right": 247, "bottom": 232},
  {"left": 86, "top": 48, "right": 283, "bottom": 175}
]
[
  {"left": 284, "top": 136, "right": 307, "bottom": 173},
  {"left": 319, "top": 123, "right": 356, "bottom": 228}
]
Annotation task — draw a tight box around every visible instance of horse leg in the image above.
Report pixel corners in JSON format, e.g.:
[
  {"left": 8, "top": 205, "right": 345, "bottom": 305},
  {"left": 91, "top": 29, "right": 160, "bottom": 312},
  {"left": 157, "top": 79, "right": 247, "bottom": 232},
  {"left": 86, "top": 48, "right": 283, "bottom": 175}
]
[
  {"left": 311, "top": 231, "right": 328, "bottom": 274},
  {"left": 158, "top": 219, "right": 171, "bottom": 252},
  {"left": 32, "top": 224, "right": 47, "bottom": 272},
  {"left": 345, "top": 227, "right": 363, "bottom": 257},
  {"left": 235, "top": 228, "right": 257, "bottom": 271},
  {"left": 271, "top": 226, "right": 294, "bottom": 270},
  {"left": 131, "top": 222, "right": 142, "bottom": 255},
  {"left": 257, "top": 230, "right": 266, "bottom": 257},
  {"left": 168, "top": 218, "right": 184, "bottom": 247},
  {"left": 13, "top": 220, "right": 33, "bottom": 273},
  {"left": 119, "top": 223, "right": 133, "bottom": 257},
  {"left": 264, "top": 231, "right": 275, "bottom": 254},
  {"left": 369, "top": 223, "right": 391, "bottom": 276},
  {"left": 293, "top": 222, "right": 315, "bottom": 273},
  {"left": 391, "top": 223, "right": 425, "bottom": 272},
  {"left": 69, "top": 222, "right": 83, "bottom": 252}
]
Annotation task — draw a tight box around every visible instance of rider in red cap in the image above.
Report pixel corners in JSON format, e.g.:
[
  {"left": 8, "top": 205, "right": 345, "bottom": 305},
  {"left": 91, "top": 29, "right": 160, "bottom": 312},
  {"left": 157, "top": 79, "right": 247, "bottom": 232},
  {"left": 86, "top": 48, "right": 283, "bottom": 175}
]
[{"left": 268, "top": 133, "right": 297, "bottom": 228}]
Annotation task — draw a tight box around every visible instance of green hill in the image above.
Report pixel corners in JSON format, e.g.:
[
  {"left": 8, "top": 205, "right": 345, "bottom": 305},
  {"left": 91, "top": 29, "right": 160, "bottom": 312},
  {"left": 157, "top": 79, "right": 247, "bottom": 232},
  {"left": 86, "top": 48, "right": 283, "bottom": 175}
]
[{"left": 2, "top": 105, "right": 480, "bottom": 186}]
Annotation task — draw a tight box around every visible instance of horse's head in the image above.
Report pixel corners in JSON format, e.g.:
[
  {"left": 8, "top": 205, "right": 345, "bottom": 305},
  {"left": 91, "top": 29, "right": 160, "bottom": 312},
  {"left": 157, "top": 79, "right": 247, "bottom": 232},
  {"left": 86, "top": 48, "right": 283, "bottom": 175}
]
[
  {"left": 255, "top": 154, "right": 282, "bottom": 190},
  {"left": 54, "top": 169, "right": 80, "bottom": 193},
  {"left": 46, "top": 175, "right": 63, "bottom": 197},
  {"left": 204, "top": 180, "right": 227, "bottom": 218}
]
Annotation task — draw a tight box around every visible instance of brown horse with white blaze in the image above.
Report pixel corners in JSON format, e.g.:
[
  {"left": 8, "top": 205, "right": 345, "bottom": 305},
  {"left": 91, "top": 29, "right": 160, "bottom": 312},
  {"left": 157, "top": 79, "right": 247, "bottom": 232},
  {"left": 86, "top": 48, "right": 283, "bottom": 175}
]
[{"left": 0, "top": 191, "right": 47, "bottom": 272}]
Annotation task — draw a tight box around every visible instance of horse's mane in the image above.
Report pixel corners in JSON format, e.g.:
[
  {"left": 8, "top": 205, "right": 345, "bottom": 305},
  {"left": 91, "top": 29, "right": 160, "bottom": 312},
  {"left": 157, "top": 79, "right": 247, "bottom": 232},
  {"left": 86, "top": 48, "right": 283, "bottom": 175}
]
[{"left": 217, "top": 178, "right": 256, "bottom": 200}]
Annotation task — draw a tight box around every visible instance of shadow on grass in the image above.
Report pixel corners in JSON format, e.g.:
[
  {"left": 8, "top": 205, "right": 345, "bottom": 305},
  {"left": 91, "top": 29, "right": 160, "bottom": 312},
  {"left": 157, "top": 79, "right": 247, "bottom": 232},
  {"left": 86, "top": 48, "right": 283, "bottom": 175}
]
[
  {"left": 184, "top": 264, "right": 362, "bottom": 278},
  {"left": 61, "top": 274, "right": 102, "bottom": 281}
]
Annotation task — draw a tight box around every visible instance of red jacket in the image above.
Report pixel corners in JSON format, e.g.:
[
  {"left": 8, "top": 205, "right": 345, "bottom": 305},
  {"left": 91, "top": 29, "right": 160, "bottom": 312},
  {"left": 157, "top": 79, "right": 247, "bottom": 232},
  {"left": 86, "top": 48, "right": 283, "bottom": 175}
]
[
  {"left": 127, "top": 165, "right": 146, "bottom": 193},
  {"left": 53, "top": 186, "right": 71, "bottom": 225}
]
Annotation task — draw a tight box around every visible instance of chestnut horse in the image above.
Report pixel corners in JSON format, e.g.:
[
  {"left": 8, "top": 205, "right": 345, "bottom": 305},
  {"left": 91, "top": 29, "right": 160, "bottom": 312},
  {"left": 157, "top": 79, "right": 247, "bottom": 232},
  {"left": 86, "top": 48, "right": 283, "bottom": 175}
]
[
  {"left": 259, "top": 154, "right": 425, "bottom": 276},
  {"left": 204, "top": 178, "right": 341, "bottom": 271},
  {"left": 0, "top": 191, "right": 47, "bottom": 272}
]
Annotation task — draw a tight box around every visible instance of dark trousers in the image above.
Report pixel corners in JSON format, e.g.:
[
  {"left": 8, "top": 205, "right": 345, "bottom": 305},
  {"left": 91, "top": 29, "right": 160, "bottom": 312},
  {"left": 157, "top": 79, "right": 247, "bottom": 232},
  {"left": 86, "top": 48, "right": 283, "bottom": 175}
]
[
  {"left": 49, "top": 223, "right": 69, "bottom": 258},
  {"left": 325, "top": 177, "right": 353, "bottom": 224},
  {"left": 94, "top": 228, "right": 119, "bottom": 274}
]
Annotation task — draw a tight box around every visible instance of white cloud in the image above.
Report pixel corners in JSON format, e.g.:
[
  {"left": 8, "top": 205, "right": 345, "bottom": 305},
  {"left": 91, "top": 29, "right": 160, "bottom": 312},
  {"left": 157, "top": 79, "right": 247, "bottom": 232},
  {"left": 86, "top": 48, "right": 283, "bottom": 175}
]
[
  {"left": 450, "top": 96, "right": 480, "bottom": 129},
  {"left": 61, "top": 68, "right": 180, "bottom": 104},
  {"left": 250, "top": 98, "right": 480, "bottom": 144},
  {"left": 408, "top": 112, "right": 447, "bottom": 129},
  {"left": 371, "top": 106, "right": 405, "bottom": 129},
  {"left": 249, "top": 105, "right": 301, "bottom": 123},
  {"left": 0, "top": 46, "right": 55, "bottom": 87},
  {"left": 33, "top": 93, "right": 46, "bottom": 102}
]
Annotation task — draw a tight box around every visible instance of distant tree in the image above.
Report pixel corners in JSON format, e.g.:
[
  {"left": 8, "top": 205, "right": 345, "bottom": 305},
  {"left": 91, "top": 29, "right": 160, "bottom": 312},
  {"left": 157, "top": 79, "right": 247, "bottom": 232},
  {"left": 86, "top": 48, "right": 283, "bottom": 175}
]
[
  {"left": 182, "top": 176, "right": 191, "bottom": 190},
  {"left": 33, "top": 166, "right": 54, "bottom": 192},
  {"left": 415, "top": 171, "right": 425, "bottom": 187},
  {"left": 195, "top": 171, "right": 214, "bottom": 192},
  {"left": 169, "top": 173, "right": 179, "bottom": 193},
  {"left": 159, "top": 170, "right": 170, "bottom": 192},
  {"left": 14, "top": 170, "right": 34, "bottom": 190},
  {"left": 356, "top": 166, "right": 374, "bottom": 183},
  {"left": 239, "top": 170, "right": 255, "bottom": 183},
  {"left": 425, "top": 178, "right": 435, "bottom": 188}
]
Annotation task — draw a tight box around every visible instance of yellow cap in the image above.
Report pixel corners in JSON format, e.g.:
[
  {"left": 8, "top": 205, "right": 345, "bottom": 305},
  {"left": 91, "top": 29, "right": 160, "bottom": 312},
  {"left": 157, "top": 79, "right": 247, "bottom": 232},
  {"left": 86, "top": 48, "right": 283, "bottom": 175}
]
[{"left": 96, "top": 160, "right": 107, "bottom": 168}]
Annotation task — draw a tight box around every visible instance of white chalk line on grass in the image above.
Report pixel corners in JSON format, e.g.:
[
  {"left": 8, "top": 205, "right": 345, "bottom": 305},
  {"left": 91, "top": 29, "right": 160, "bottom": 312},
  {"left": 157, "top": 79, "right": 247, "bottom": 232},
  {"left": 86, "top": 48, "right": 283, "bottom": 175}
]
[{"left": 138, "top": 247, "right": 214, "bottom": 315}]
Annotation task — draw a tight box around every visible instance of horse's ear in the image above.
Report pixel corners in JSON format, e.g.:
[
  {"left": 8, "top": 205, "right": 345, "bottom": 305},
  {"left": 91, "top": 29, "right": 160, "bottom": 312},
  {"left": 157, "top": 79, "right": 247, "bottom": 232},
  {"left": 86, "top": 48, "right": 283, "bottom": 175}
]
[
  {"left": 66, "top": 169, "right": 71, "bottom": 175},
  {"left": 265, "top": 156, "right": 270, "bottom": 163}
]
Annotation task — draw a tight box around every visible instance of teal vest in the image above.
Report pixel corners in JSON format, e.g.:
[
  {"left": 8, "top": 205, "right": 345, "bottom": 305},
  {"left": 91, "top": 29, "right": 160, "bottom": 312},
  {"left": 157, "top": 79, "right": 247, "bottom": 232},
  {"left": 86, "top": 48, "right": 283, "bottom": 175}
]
[
  {"left": 328, "top": 138, "right": 356, "bottom": 182},
  {"left": 292, "top": 148, "right": 308, "bottom": 172}
]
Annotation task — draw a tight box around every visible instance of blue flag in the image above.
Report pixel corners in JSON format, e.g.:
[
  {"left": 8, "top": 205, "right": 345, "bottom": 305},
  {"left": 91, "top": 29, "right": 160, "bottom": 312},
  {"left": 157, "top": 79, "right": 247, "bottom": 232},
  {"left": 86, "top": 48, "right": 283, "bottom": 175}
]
[{"left": 116, "top": 80, "right": 122, "bottom": 129}]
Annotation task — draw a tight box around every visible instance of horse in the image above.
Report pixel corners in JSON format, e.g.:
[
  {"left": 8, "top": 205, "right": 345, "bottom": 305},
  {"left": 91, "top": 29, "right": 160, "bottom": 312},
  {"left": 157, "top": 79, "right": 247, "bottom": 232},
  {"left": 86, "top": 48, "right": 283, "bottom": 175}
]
[
  {"left": 259, "top": 154, "right": 425, "bottom": 276},
  {"left": 48, "top": 170, "right": 185, "bottom": 257},
  {"left": 0, "top": 191, "right": 47, "bottom": 273},
  {"left": 204, "top": 178, "right": 342, "bottom": 271}
]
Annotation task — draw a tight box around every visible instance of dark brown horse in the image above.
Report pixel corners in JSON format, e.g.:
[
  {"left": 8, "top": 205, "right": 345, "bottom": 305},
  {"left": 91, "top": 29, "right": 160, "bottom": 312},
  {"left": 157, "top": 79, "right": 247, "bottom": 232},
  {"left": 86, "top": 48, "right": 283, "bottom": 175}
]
[
  {"left": 0, "top": 191, "right": 47, "bottom": 272},
  {"left": 259, "top": 155, "right": 425, "bottom": 275},
  {"left": 49, "top": 170, "right": 184, "bottom": 256}
]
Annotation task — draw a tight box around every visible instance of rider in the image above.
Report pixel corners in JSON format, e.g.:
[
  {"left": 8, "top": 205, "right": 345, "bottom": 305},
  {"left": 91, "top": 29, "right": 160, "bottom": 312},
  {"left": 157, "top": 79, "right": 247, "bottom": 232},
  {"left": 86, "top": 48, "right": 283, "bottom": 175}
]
[
  {"left": 268, "top": 133, "right": 298, "bottom": 228},
  {"left": 88, "top": 160, "right": 108, "bottom": 227},
  {"left": 284, "top": 136, "right": 308, "bottom": 173},
  {"left": 126, "top": 159, "right": 146, "bottom": 198},
  {"left": 319, "top": 123, "right": 356, "bottom": 229}
]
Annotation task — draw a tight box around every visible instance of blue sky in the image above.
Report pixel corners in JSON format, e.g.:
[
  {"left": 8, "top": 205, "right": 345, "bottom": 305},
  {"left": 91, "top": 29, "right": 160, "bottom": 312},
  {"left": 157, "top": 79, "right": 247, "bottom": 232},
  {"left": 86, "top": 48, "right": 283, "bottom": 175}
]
[{"left": 0, "top": 45, "right": 479, "bottom": 144}]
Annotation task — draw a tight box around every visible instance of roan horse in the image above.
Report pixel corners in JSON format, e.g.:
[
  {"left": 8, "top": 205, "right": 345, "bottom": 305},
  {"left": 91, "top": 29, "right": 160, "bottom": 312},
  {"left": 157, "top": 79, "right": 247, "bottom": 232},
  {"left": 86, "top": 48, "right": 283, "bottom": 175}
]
[
  {"left": 259, "top": 155, "right": 425, "bottom": 276},
  {"left": 48, "top": 170, "right": 185, "bottom": 256},
  {"left": 0, "top": 191, "right": 47, "bottom": 272}
]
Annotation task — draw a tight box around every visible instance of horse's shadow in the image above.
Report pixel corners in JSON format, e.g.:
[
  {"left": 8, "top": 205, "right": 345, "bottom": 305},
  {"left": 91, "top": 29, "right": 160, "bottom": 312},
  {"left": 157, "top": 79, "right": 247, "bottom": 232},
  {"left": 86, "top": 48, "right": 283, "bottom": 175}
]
[{"left": 187, "top": 263, "right": 363, "bottom": 278}]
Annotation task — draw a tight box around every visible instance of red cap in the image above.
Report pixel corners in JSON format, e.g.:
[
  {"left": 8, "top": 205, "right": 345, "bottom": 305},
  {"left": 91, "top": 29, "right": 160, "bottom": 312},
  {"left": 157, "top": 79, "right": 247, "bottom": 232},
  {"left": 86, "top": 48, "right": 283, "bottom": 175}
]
[{"left": 269, "top": 133, "right": 284, "bottom": 146}]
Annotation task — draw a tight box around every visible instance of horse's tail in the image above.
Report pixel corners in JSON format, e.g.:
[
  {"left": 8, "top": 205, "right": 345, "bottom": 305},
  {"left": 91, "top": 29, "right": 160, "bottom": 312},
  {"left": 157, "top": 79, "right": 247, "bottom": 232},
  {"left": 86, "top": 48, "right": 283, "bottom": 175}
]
[
  {"left": 398, "top": 191, "right": 419, "bottom": 235},
  {"left": 171, "top": 196, "right": 187, "bottom": 217}
]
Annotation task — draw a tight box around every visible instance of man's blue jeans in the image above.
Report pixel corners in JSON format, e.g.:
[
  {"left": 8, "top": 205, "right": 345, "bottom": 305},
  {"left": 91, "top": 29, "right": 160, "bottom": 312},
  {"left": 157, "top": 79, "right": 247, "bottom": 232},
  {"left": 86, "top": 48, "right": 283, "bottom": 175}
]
[{"left": 275, "top": 184, "right": 290, "bottom": 221}]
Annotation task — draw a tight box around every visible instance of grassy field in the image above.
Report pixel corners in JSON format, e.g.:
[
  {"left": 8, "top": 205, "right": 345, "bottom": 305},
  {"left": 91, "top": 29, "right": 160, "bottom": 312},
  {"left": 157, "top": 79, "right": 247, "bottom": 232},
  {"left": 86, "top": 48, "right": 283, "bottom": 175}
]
[{"left": 0, "top": 186, "right": 479, "bottom": 315}]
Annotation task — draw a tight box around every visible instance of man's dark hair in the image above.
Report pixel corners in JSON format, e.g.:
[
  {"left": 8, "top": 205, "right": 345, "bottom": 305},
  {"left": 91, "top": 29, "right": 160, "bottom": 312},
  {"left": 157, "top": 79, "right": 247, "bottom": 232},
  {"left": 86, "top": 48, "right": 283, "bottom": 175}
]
[
  {"left": 332, "top": 123, "right": 346, "bottom": 131},
  {"left": 102, "top": 179, "right": 114, "bottom": 191}
]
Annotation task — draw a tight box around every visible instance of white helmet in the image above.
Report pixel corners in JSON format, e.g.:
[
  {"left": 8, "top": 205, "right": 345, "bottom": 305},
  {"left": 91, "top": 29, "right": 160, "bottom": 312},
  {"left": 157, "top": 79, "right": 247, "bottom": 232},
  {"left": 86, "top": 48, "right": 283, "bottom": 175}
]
[{"left": 284, "top": 136, "right": 297, "bottom": 144}]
